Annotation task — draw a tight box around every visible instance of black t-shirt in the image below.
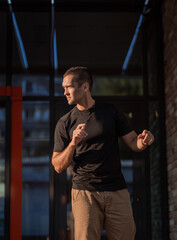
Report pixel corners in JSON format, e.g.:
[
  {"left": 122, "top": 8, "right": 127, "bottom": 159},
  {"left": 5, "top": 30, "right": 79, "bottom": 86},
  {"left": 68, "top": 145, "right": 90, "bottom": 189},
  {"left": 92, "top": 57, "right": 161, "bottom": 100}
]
[{"left": 53, "top": 101, "right": 132, "bottom": 191}]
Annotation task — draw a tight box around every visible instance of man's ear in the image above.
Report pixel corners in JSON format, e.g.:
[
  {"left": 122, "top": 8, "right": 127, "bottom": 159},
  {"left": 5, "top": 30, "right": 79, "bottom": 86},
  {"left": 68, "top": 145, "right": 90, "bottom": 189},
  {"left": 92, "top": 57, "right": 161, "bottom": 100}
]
[{"left": 83, "top": 82, "right": 89, "bottom": 92}]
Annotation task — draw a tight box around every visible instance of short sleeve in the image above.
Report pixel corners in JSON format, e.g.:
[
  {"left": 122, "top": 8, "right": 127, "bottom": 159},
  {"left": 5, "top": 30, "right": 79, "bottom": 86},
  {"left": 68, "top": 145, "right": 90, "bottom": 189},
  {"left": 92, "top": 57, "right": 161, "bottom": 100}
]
[
  {"left": 115, "top": 107, "right": 133, "bottom": 137},
  {"left": 53, "top": 119, "right": 70, "bottom": 152}
]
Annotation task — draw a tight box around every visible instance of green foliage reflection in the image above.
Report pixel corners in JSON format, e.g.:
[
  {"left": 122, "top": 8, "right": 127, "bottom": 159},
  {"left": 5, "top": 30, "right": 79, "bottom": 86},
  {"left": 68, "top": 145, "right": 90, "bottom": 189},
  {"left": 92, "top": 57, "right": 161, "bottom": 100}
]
[{"left": 92, "top": 76, "right": 143, "bottom": 96}]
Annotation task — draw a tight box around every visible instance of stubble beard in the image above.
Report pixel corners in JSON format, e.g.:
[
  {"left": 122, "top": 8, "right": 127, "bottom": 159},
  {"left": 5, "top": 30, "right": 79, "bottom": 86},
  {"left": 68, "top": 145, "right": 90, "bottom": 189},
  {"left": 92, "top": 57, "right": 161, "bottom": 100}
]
[{"left": 67, "top": 98, "right": 76, "bottom": 105}]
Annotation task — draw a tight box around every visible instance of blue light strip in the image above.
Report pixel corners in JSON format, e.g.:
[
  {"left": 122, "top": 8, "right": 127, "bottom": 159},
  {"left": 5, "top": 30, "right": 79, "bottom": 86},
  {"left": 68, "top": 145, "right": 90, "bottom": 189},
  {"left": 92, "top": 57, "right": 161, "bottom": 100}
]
[
  {"left": 145, "top": 0, "right": 149, "bottom": 5},
  {"left": 122, "top": 0, "right": 150, "bottom": 73},
  {"left": 51, "top": 0, "right": 58, "bottom": 70},
  {"left": 122, "top": 15, "right": 143, "bottom": 73},
  {"left": 11, "top": 12, "right": 29, "bottom": 69},
  {"left": 54, "top": 29, "right": 58, "bottom": 70}
]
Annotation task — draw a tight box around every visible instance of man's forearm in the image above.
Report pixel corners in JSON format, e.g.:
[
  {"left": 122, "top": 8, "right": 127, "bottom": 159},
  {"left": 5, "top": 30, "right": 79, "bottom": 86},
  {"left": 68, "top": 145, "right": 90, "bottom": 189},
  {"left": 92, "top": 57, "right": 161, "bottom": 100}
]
[
  {"left": 120, "top": 130, "right": 152, "bottom": 152},
  {"left": 127, "top": 135, "right": 148, "bottom": 152},
  {"left": 52, "top": 123, "right": 88, "bottom": 173},
  {"left": 52, "top": 142, "right": 76, "bottom": 173}
]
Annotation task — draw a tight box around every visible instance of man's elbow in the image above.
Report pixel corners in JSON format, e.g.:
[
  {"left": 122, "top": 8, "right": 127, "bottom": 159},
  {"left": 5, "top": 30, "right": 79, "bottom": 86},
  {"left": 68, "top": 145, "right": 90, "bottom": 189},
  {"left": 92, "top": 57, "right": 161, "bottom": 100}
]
[
  {"left": 54, "top": 166, "right": 63, "bottom": 173},
  {"left": 51, "top": 157, "right": 63, "bottom": 173},
  {"left": 53, "top": 163, "right": 63, "bottom": 173}
]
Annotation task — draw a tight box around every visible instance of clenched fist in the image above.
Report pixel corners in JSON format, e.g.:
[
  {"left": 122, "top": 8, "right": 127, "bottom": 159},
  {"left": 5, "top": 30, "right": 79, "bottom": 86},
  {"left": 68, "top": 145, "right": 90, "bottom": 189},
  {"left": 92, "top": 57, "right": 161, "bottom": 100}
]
[
  {"left": 71, "top": 123, "right": 88, "bottom": 147},
  {"left": 137, "top": 129, "right": 154, "bottom": 146}
]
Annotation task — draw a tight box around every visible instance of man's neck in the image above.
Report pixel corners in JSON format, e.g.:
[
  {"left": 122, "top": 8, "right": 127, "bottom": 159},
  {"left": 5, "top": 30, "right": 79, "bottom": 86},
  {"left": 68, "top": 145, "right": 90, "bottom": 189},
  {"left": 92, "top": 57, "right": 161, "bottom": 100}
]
[{"left": 76, "top": 97, "right": 95, "bottom": 111}]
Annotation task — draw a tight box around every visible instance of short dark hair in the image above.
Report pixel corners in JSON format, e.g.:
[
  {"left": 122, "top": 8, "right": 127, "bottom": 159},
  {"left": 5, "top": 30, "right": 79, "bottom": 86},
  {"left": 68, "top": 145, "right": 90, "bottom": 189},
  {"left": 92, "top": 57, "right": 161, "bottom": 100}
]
[{"left": 63, "top": 66, "right": 93, "bottom": 91}]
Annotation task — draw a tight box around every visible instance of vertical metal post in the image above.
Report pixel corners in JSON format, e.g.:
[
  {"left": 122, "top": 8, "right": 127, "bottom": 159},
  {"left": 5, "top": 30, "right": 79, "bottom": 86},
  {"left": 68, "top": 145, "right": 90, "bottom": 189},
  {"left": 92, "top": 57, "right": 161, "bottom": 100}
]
[
  {"left": 10, "top": 87, "right": 22, "bottom": 240},
  {"left": 6, "top": 5, "right": 13, "bottom": 86},
  {"left": 155, "top": 1, "right": 169, "bottom": 239},
  {"left": 142, "top": 18, "right": 152, "bottom": 240},
  {"left": 5, "top": 98, "right": 11, "bottom": 240},
  {"left": 49, "top": 2, "right": 55, "bottom": 240}
]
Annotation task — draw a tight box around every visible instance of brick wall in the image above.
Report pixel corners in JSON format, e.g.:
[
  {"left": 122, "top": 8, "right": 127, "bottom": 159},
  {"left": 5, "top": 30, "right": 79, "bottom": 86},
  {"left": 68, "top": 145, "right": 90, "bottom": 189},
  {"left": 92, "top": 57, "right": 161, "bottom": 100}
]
[{"left": 162, "top": 1, "right": 177, "bottom": 239}]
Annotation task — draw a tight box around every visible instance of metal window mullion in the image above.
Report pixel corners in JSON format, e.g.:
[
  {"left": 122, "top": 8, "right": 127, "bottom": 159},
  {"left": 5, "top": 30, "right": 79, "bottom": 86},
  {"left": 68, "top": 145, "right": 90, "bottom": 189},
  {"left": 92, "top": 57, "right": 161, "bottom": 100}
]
[
  {"left": 49, "top": 3, "right": 55, "bottom": 240},
  {"left": 4, "top": 98, "right": 11, "bottom": 240},
  {"left": 6, "top": 8, "right": 13, "bottom": 86}
]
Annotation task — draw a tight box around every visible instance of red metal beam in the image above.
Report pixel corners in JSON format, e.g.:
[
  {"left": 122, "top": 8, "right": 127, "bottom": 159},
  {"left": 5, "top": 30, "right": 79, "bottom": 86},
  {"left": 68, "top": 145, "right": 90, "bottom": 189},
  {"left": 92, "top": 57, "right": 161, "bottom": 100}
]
[{"left": 0, "top": 86, "right": 22, "bottom": 240}]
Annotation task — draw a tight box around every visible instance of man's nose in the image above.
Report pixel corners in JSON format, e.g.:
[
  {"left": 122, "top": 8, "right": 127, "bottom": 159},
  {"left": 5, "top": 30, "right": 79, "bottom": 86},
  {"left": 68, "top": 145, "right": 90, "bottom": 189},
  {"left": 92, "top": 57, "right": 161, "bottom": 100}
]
[{"left": 64, "top": 89, "right": 69, "bottom": 95}]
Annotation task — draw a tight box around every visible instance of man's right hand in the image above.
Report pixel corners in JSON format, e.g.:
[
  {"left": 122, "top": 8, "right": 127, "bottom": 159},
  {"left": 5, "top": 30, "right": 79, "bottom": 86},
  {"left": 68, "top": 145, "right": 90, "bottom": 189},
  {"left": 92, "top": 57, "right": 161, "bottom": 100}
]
[{"left": 71, "top": 123, "right": 88, "bottom": 147}]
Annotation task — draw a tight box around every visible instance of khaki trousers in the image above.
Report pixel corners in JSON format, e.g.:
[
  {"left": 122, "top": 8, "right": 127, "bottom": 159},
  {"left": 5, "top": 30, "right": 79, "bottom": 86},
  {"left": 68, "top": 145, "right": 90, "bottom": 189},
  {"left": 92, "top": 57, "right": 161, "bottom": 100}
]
[{"left": 71, "top": 189, "right": 136, "bottom": 240}]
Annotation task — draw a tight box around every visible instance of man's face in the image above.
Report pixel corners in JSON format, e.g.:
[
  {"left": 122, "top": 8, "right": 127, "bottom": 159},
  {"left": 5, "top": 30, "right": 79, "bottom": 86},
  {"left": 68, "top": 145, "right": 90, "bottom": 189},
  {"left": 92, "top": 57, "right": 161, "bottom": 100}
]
[{"left": 62, "top": 74, "right": 83, "bottom": 105}]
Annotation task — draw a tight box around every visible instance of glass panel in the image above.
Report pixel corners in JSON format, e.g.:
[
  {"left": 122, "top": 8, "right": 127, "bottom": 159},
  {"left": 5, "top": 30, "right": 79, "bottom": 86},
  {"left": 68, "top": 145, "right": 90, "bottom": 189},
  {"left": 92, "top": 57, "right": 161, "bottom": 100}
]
[
  {"left": 55, "top": 76, "right": 64, "bottom": 96},
  {"left": 0, "top": 12, "right": 6, "bottom": 86},
  {"left": 55, "top": 12, "right": 141, "bottom": 69},
  {"left": 55, "top": 12, "right": 143, "bottom": 96},
  {"left": 0, "top": 75, "right": 6, "bottom": 87},
  {"left": 147, "top": 15, "right": 158, "bottom": 96},
  {"left": 12, "top": 74, "right": 49, "bottom": 96},
  {"left": 92, "top": 75, "right": 143, "bottom": 96},
  {"left": 55, "top": 74, "right": 143, "bottom": 97},
  {"left": 12, "top": 12, "right": 49, "bottom": 70},
  {"left": 12, "top": 12, "right": 49, "bottom": 95},
  {"left": 0, "top": 108, "right": 5, "bottom": 236},
  {"left": 22, "top": 102, "right": 50, "bottom": 237}
]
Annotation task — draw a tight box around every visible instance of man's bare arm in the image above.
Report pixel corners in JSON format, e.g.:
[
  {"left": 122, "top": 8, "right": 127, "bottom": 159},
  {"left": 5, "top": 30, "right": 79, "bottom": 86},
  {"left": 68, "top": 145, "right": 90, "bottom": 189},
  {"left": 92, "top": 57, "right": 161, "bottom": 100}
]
[
  {"left": 52, "top": 144, "right": 76, "bottom": 173},
  {"left": 120, "top": 130, "right": 154, "bottom": 152},
  {"left": 52, "top": 123, "right": 88, "bottom": 173}
]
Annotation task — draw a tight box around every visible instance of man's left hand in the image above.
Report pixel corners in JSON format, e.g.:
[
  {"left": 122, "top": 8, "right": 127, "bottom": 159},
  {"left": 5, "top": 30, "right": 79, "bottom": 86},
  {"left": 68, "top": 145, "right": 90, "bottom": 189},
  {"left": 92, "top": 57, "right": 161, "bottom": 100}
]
[{"left": 137, "top": 130, "right": 154, "bottom": 146}]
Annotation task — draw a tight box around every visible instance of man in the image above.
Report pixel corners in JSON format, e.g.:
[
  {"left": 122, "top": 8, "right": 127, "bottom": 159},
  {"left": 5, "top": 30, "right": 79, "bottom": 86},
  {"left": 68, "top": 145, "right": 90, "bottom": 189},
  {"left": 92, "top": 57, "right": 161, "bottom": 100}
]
[{"left": 52, "top": 66, "right": 154, "bottom": 240}]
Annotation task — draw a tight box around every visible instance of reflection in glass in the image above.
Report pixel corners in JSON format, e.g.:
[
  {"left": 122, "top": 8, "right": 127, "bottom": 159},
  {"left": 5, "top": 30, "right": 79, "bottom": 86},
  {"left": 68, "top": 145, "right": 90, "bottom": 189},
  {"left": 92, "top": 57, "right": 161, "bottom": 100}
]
[
  {"left": 55, "top": 76, "right": 64, "bottom": 96},
  {"left": 0, "top": 75, "right": 6, "bottom": 86},
  {"left": 92, "top": 75, "right": 143, "bottom": 96},
  {"left": 55, "top": 74, "right": 142, "bottom": 97},
  {"left": 22, "top": 102, "right": 49, "bottom": 237},
  {"left": 12, "top": 74, "right": 49, "bottom": 96},
  {"left": 0, "top": 109, "right": 5, "bottom": 236}
]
